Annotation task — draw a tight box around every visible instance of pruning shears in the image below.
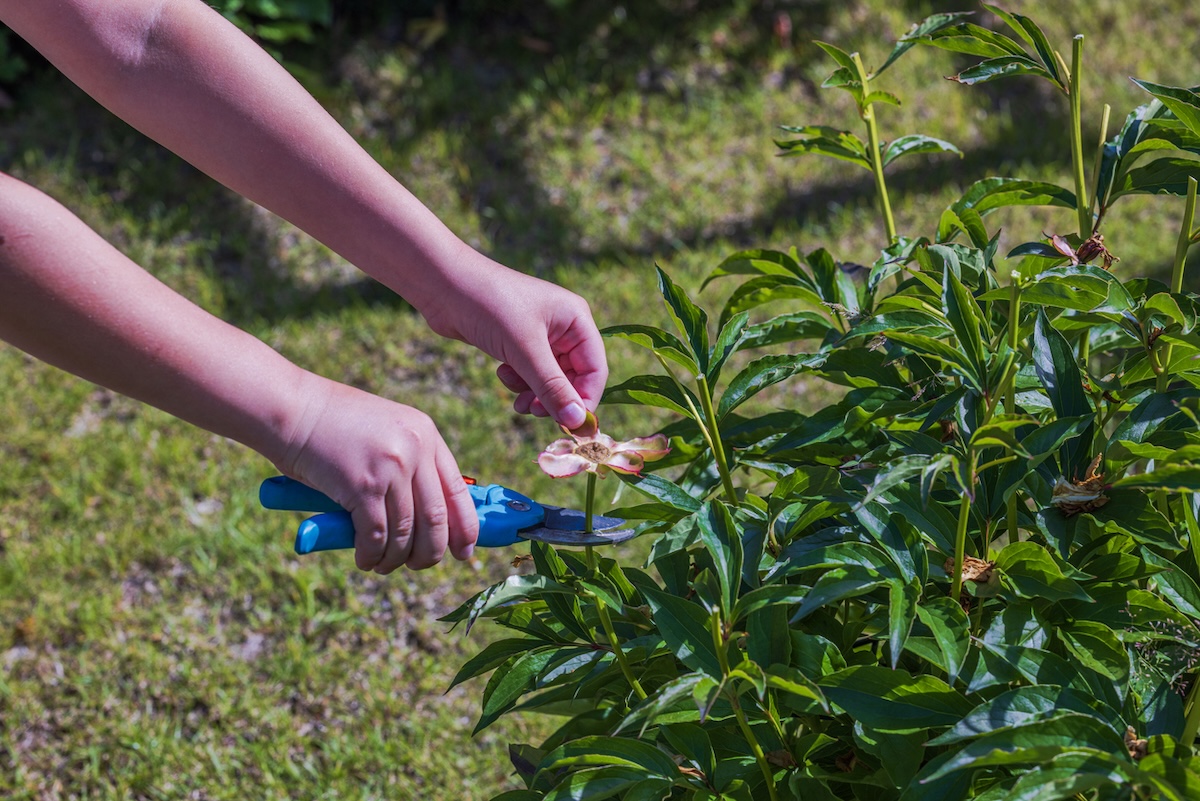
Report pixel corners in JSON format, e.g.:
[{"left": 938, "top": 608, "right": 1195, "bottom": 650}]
[{"left": 259, "top": 475, "right": 635, "bottom": 554}]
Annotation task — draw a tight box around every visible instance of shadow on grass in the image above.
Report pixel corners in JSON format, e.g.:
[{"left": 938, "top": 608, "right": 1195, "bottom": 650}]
[{"left": 0, "top": 0, "right": 1112, "bottom": 328}]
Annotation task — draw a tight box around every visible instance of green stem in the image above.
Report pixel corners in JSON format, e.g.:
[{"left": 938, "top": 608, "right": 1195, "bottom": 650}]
[
  {"left": 1185, "top": 498, "right": 1200, "bottom": 584},
  {"left": 852, "top": 52, "right": 897, "bottom": 243},
  {"left": 1068, "top": 36, "right": 1090, "bottom": 237},
  {"left": 1090, "top": 103, "right": 1111, "bottom": 221},
  {"left": 1172, "top": 177, "right": 1198, "bottom": 295},
  {"left": 710, "top": 613, "right": 778, "bottom": 801},
  {"left": 1184, "top": 674, "right": 1200, "bottom": 746},
  {"left": 697, "top": 374, "right": 738, "bottom": 506},
  {"left": 584, "top": 471, "right": 596, "bottom": 534},
  {"left": 950, "top": 477, "right": 974, "bottom": 602},
  {"left": 597, "top": 601, "right": 647, "bottom": 700},
  {"left": 585, "top": 544, "right": 647, "bottom": 699},
  {"left": 1006, "top": 280, "right": 1022, "bottom": 543},
  {"left": 1160, "top": 177, "right": 1198, "bottom": 395}
]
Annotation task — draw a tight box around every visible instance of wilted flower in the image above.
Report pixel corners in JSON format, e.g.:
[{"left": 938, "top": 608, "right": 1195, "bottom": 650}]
[
  {"left": 537, "top": 411, "right": 669, "bottom": 478},
  {"left": 1050, "top": 454, "right": 1109, "bottom": 516},
  {"left": 1047, "top": 231, "right": 1120, "bottom": 270},
  {"left": 944, "top": 556, "right": 995, "bottom": 584}
]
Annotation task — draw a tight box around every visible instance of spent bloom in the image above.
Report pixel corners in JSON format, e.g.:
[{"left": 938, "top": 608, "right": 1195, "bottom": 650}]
[{"left": 537, "top": 411, "right": 669, "bottom": 478}]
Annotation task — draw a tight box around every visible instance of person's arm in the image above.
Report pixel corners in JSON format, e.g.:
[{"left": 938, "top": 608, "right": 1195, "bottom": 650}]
[
  {"left": 0, "top": 0, "right": 606, "bottom": 428},
  {"left": 0, "top": 172, "right": 479, "bottom": 572}
]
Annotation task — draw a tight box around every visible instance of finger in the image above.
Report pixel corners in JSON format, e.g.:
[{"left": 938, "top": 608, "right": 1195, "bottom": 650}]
[
  {"left": 496, "top": 363, "right": 530, "bottom": 394},
  {"left": 561, "top": 320, "right": 608, "bottom": 411},
  {"left": 374, "top": 485, "right": 415, "bottom": 574},
  {"left": 529, "top": 397, "right": 549, "bottom": 417},
  {"left": 436, "top": 444, "right": 479, "bottom": 561},
  {"left": 405, "top": 462, "right": 449, "bottom": 570},
  {"left": 349, "top": 498, "right": 389, "bottom": 572},
  {"left": 512, "top": 342, "right": 588, "bottom": 429},
  {"left": 512, "top": 390, "right": 534, "bottom": 415}
]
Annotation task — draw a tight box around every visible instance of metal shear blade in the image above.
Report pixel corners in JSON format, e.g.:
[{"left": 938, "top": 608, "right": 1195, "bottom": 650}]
[{"left": 521, "top": 506, "right": 636, "bottom": 546}]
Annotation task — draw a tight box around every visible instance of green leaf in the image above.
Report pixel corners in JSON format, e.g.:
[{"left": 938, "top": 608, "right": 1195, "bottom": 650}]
[
  {"left": 476, "top": 648, "right": 567, "bottom": 733},
  {"left": 706, "top": 311, "right": 750, "bottom": 384},
  {"left": 702, "top": 248, "right": 809, "bottom": 288},
  {"left": 544, "top": 767, "right": 670, "bottom": 801},
  {"left": 450, "top": 639, "right": 551, "bottom": 690},
  {"left": 921, "top": 713, "right": 1127, "bottom": 781},
  {"left": 738, "top": 311, "right": 834, "bottom": 350},
  {"left": 695, "top": 501, "right": 743, "bottom": 615},
  {"left": 617, "top": 673, "right": 708, "bottom": 736},
  {"left": 882, "top": 134, "right": 961, "bottom": 168},
  {"left": 656, "top": 266, "right": 710, "bottom": 374},
  {"left": 640, "top": 585, "right": 722, "bottom": 677},
  {"left": 718, "top": 275, "right": 827, "bottom": 329},
  {"left": 940, "top": 178, "right": 1076, "bottom": 241},
  {"left": 888, "top": 580, "right": 920, "bottom": 669},
  {"left": 982, "top": 4, "right": 1062, "bottom": 85},
  {"left": 1132, "top": 79, "right": 1200, "bottom": 136},
  {"left": 716, "top": 354, "right": 814, "bottom": 420},
  {"left": 941, "top": 259, "right": 987, "bottom": 381},
  {"left": 1058, "top": 621, "right": 1129, "bottom": 684},
  {"left": 1033, "top": 308, "right": 1091, "bottom": 475},
  {"left": 604, "top": 374, "right": 697, "bottom": 418},
  {"left": 915, "top": 596, "right": 971, "bottom": 684},
  {"left": 1114, "top": 465, "right": 1200, "bottom": 491},
  {"left": 1112, "top": 156, "right": 1200, "bottom": 198},
  {"left": 878, "top": 11, "right": 974, "bottom": 77},
  {"left": 927, "top": 685, "right": 1111, "bottom": 747},
  {"left": 618, "top": 473, "right": 703, "bottom": 512},
  {"left": 441, "top": 575, "right": 575, "bottom": 631},
  {"left": 764, "top": 664, "right": 828, "bottom": 711},
  {"left": 602, "top": 325, "right": 699, "bottom": 375},
  {"left": 922, "top": 23, "right": 1028, "bottom": 59},
  {"left": 819, "top": 665, "right": 973, "bottom": 732},
  {"left": 950, "top": 55, "right": 1051, "bottom": 86},
  {"left": 540, "top": 735, "right": 680, "bottom": 779},
  {"left": 775, "top": 125, "right": 871, "bottom": 169},
  {"left": 813, "top": 40, "right": 857, "bottom": 73},
  {"left": 790, "top": 566, "right": 890, "bottom": 623},
  {"left": 994, "top": 542, "right": 1093, "bottom": 602},
  {"left": 660, "top": 724, "right": 716, "bottom": 781}
]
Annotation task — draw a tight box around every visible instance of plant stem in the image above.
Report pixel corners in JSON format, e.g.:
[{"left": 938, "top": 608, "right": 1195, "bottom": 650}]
[
  {"left": 584, "top": 544, "right": 647, "bottom": 699},
  {"left": 1090, "top": 103, "right": 1111, "bottom": 220},
  {"left": 950, "top": 481, "right": 974, "bottom": 602},
  {"left": 1172, "top": 177, "right": 1198, "bottom": 295},
  {"left": 1184, "top": 675, "right": 1200, "bottom": 747},
  {"left": 852, "top": 52, "right": 897, "bottom": 243},
  {"left": 584, "top": 471, "right": 596, "bottom": 534},
  {"left": 1068, "top": 35, "right": 1090, "bottom": 237},
  {"left": 1159, "top": 177, "right": 1199, "bottom": 395},
  {"left": 697, "top": 374, "right": 739, "bottom": 505},
  {"left": 598, "top": 601, "right": 647, "bottom": 700},
  {"left": 710, "top": 613, "right": 778, "bottom": 801},
  {"left": 1006, "top": 280, "right": 1022, "bottom": 543}
]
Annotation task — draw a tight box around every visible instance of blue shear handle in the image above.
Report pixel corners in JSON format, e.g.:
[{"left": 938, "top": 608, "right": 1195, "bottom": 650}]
[{"left": 259, "top": 477, "right": 544, "bottom": 554}]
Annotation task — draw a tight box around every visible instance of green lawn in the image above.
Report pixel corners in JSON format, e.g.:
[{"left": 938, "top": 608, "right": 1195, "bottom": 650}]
[{"left": 2, "top": 1, "right": 1198, "bottom": 797}]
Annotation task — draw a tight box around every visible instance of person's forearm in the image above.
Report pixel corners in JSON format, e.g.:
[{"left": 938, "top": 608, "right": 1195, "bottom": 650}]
[
  {"left": 0, "top": 0, "right": 471, "bottom": 314},
  {"left": 0, "top": 172, "right": 313, "bottom": 465}
]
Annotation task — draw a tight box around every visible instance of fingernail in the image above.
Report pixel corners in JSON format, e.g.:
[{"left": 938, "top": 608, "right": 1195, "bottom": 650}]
[{"left": 560, "top": 402, "right": 586, "bottom": 429}]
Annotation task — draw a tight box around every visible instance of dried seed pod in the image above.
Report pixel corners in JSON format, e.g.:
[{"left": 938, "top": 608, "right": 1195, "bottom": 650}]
[{"left": 1125, "top": 726, "right": 1148, "bottom": 760}]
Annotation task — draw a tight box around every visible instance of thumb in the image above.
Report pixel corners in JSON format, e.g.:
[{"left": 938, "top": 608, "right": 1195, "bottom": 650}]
[{"left": 515, "top": 345, "right": 588, "bottom": 430}]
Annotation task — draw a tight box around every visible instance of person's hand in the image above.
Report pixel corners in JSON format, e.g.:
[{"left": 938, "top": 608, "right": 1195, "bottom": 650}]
[
  {"left": 274, "top": 374, "right": 479, "bottom": 573},
  {"left": 421, "top": 248, "right": 608, "bottom": 431}
]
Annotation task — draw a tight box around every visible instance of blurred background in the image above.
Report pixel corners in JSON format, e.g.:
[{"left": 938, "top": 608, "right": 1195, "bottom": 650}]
[{"left": 1, "top": 1, "right": 1198, "bottom": 797}]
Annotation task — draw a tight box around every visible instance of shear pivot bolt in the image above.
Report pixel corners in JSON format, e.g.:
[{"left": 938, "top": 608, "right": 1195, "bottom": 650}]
[{"left": 507, "top": 500, "right": 531, "bottom": 512}]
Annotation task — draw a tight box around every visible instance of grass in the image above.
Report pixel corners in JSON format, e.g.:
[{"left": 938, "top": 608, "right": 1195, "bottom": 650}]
[{"left": 2, "top": 1, "right": 1199, "bottom": 797}]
